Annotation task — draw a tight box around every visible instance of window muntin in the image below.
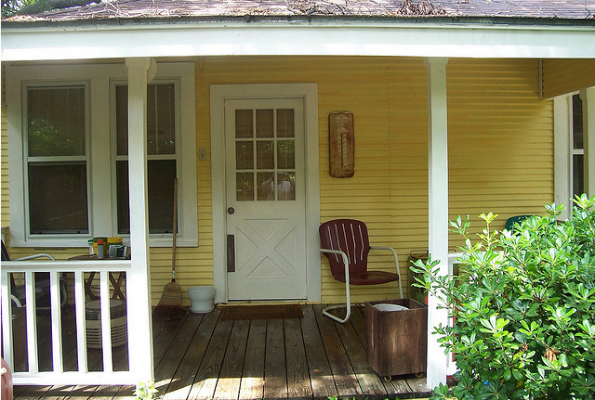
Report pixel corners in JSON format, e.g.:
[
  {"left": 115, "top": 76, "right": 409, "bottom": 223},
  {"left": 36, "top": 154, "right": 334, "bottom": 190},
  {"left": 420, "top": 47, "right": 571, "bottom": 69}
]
[
  {"left": 114, "top": 82, "right": 179, "bottom": 234},
  {"left": 25, "top": 85, "right": 89, "bottom": 234}
]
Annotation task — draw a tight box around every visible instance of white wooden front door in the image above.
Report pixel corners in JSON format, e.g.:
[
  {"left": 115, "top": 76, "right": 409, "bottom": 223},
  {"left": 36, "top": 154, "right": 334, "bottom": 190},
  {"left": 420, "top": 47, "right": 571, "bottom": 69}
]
[{"left": 225, "top": 98, "right": 307, "bottom": 301}]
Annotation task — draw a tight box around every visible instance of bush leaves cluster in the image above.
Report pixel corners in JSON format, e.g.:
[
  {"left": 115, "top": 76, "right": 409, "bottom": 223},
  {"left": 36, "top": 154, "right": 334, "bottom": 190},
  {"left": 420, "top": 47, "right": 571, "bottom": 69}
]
[{"left": 412, "top": 194, "right": 595, "bottom": 399}]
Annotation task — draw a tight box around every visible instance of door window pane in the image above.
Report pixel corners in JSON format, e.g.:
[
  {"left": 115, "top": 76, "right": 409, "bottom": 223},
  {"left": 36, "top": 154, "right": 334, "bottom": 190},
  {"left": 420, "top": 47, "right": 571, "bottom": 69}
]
[
  {"left": 277, "top": 171, "right": 295, "bottom": 201},
  {"left": 257, "top": 141, "right": 274, "bottom": 169},
  {"left": 277, "top": 109, "right": 294, "bottom": 138},
  {"left": 28, "top": 163, "right": 88, "bottom": 234},
  {"left": 236, "top": 173, "right": 254, "bottom": 201},
  {"left": 277, "top": 140, "right": 295, "bottom": 169},
  {"left": 235, "top": 110, "right": 253, "bottom": 138},
  {"left": 27, "top": 87, "right": 86, "bottom": 157},
  {"left": 256, "top": 109, "right": 274, "bottom": 138},
  {"left": 236, "top": 142, "right": 254, "bottom": 170},
  {"left": 116, "top": 160, "right": 177, "bottom": 234},
  {"left": 257, "top": 172, "right": 275, "bottom": 201}
]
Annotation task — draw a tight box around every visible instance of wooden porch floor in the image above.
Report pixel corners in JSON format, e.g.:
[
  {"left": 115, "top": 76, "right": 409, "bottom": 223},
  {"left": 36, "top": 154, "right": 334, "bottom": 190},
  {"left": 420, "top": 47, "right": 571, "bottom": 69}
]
[{"left": 12, "top": 304, "right": 433, "bottom": 400}]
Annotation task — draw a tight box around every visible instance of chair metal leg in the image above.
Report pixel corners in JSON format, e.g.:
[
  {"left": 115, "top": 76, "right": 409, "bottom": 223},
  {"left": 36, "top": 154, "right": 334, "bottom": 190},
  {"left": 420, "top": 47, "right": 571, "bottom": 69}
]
[{"left": 322, "top": 303, "right": 351, "bottom": 324}]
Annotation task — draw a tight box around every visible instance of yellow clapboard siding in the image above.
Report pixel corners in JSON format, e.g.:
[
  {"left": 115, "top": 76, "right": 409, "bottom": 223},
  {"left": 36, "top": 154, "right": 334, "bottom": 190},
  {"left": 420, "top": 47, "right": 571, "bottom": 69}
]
[
  {"left": 2, "top": 56, "right": 556, "bottom": 305},
  {"left": 542, "top": 59, "right": 595, "bottom": 99}
]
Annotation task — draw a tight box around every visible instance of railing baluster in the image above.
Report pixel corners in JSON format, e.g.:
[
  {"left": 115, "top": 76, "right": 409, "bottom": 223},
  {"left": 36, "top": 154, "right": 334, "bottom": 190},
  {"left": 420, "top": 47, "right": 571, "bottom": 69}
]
[
  {"left": 50, "top": 271, "right": 63, "bottom": 373},
  {"left": 25, "top": 272, "right": 39, "bottom": 374},
  {"left": 1, "top": 271, "right": 14, "bottom": 368},
  {"left": 2, "top": 260, "right": 134, "bottom": 385},
  {"left": 100, "top": 271, "right": 113, "bottom": 373},
  {"left": 74, "top": 271, "right": 88, "bottom": 373}
]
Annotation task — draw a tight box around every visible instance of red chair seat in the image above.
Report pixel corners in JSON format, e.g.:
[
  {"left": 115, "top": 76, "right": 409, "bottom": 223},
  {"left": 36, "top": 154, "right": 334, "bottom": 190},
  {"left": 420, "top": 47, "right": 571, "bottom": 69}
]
[{"left": 333, "top": 270, "right": 399, "bottom": 285}]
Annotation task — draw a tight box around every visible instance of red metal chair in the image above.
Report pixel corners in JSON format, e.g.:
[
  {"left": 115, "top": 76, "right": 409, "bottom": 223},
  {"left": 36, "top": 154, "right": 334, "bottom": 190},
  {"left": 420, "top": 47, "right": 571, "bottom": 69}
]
[{"left": 319, "top": 219, "right": 403, "bottom": 323}]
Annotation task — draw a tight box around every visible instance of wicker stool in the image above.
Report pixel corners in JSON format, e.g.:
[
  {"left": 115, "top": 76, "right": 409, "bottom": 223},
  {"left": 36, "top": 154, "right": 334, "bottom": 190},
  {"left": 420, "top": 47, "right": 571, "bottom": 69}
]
[{"left": 85, "top": 299, "right": 127, "bottom": 349}]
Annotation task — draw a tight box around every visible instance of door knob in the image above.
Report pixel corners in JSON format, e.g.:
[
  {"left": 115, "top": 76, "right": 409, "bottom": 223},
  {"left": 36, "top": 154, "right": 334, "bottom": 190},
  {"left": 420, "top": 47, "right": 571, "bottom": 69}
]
[{"left": 227, "top": 207, "right": 235, "bottom": 214}]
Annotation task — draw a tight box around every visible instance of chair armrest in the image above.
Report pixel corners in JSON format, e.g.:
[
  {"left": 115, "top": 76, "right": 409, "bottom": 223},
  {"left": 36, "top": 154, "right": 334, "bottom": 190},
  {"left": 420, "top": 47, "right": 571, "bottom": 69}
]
[
  {"left": 370, "top": 245, "right": 403, "bottom": 298},
  {"left": 320, "top": 248, "right": 350, "bottom": 283},
  {"left": 13, "top": 254, "right": 56, "bottom": 262}
]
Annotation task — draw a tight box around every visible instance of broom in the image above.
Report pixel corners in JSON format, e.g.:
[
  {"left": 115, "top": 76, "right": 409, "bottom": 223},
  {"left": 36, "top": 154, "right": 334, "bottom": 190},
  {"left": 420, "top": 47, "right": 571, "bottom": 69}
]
[{"left": 153, "top": 178, "right": 187, "bottom": 321}]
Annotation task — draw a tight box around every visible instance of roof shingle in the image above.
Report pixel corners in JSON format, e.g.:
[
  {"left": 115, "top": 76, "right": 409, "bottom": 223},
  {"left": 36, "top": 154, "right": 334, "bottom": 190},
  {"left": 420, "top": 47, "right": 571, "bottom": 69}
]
[{"left": 5, "top": 0, "right": 595, "bottom": 23}]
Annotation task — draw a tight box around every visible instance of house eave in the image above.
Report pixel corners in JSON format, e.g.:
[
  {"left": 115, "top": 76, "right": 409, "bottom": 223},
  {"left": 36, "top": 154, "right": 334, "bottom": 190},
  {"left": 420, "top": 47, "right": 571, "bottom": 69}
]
[
  {"left": 2, "top": 16, "right": 595, "bottom": 62},
  {"left": 3, "top": 13, "right": 595, "bottom": 30}
]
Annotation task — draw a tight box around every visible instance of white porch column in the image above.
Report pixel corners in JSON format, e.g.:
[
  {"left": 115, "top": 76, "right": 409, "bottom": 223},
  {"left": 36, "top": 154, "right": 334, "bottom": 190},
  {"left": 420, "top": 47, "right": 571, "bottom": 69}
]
[
  {"left": 581, "top": 87, "right": 595, "bottom": 196},
  {"left": 125, "top": 57, "right": 154, "bottom": 382},
  {"left": 424, "top": 57, "right": 449, "bottom": 388}
]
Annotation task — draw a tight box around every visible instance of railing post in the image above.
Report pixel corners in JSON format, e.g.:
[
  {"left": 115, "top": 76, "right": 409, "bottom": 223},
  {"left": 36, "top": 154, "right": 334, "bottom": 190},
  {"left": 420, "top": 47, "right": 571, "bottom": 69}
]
[
  {"left": 125, "top": 57, "right": 155, "bottom": 383},
  {"left": 425, "top": 57, "right": 449, "bottom": 388}
]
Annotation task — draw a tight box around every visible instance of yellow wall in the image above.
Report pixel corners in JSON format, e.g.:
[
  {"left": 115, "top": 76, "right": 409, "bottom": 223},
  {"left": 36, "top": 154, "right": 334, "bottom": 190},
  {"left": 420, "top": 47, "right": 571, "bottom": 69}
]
[
  {"left": 1, "top": 56, "right": 555, "bottom": 305},
  {"left": 542, "top": 59, "right": 595, "bottom": 99}
]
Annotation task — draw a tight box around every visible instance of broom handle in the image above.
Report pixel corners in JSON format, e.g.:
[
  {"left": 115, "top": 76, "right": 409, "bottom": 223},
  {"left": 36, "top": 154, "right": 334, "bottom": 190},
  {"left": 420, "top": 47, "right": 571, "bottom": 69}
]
[{"left": 172, "top": 177, "right": 178, "bottom": 282}]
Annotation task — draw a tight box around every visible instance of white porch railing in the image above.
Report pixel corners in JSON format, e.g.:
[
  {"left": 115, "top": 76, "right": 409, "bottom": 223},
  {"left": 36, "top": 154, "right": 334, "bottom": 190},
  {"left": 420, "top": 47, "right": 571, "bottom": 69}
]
[{"left": 1, "top": 259, "right": 146, "bottom": 386}]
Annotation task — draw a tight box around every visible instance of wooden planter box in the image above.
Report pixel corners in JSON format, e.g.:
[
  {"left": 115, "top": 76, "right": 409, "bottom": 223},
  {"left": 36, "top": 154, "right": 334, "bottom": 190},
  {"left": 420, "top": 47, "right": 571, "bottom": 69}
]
[{"left": 365, "top": 299, "right": 427, "bottom": 377}]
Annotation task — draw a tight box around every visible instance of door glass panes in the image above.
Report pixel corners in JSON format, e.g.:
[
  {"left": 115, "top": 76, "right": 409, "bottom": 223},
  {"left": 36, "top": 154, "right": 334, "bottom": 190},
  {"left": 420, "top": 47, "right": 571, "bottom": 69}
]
[
  {"left": 257, "top": 172, "right": 275, "bottom": 201},
  {"left": 236, "top": 142, "right": 254, "bottom": 170},
  {"left": 256, "top": 109, "right": 274, "bottom": 138},
  {"left": 235, "top": 108, "right": 297, "bottom": 201},
  {"left": 277, "top": 171, "right": 295, "bottom": 201},
  {"left": 277, "top": 140, "right": 295, "bottom": 169},
  {"left": 277, "top": 109, "right": 294, "bottom": 138},
  {"left": 235, "top": 110, "right": 253, "bottom": 138},
  {"left": 257, "top": 141, "right": 274, "bottom": 169},
  {"left": 236, "top": 173, "right": 254, "bottom": 201}
]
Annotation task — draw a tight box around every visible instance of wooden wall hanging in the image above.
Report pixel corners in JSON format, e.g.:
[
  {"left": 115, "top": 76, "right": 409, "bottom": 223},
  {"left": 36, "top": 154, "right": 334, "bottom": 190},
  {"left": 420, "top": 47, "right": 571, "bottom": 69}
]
[{"left": 328, "top": 111, "right": 355, "bottom": 178}]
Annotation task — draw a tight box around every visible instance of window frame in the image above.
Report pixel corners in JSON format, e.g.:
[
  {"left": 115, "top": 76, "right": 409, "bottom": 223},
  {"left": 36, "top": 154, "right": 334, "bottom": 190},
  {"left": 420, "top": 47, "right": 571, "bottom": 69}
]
[
  {"left": 6, "top": 62, "right": 197, "bottom": 248},
  {"left": 111, "top": 79, "right": 181, "bottom": 236},
  {"left": 555, "top": 91, "right": 585, "bottom": 221},
  {"left": 23, "top": 82, "right": 92, "bottom": 236}
]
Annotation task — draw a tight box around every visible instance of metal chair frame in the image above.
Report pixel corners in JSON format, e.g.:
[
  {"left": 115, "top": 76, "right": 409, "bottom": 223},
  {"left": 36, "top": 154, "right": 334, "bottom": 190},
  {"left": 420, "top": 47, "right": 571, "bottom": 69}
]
[{"left": 319, "top": 219, "right": 403, "bottom": 323}]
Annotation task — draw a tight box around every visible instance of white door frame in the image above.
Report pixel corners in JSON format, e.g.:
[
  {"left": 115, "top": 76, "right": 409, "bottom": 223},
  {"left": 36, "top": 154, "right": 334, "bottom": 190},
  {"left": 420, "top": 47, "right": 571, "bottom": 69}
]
[{"left": 210, "top": 83, "right": 320, "bottom": 303}]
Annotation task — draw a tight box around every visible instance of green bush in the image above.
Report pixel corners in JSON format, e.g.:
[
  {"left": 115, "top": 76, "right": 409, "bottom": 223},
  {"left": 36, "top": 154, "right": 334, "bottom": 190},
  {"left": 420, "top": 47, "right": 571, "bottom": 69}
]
[{"left": 412, "top": 195, "right": 595, "bottom": 399}]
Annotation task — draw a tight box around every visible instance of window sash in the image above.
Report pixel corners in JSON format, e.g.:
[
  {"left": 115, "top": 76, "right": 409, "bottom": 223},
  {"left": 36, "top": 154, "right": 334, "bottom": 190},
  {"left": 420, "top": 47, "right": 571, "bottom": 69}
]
[
  {"left": 24, "top": 84, "right": 91, "bottom": 236},
  {"left": 113, "top": 80, "right": 180, "bottom": 235}
]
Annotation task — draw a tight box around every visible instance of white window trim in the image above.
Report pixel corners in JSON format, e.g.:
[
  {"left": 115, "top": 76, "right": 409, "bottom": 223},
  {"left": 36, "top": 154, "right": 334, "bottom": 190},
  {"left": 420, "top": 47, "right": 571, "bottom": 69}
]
[
  {"left": 554, "top": 94, "right": 573, "bottom": 221},
  {"left": 6, "top": 62, "right": 197, "bottom": 247}
]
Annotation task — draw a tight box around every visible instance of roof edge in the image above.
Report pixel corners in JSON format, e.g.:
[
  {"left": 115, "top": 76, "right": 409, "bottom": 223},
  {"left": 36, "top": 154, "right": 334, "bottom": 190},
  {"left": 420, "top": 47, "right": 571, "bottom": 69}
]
[{"left": 3, "top": 14, "right": 595, "bottom": 30}]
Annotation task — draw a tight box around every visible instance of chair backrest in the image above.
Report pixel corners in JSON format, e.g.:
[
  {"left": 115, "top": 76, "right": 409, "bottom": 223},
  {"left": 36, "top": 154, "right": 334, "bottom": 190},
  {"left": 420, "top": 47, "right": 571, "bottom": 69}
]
[
  {"left": 319, "top": 219, "right": 371, "bottom": 278},
  {"left": 505, "top": 215, "right": 532, "bottom": 233}
]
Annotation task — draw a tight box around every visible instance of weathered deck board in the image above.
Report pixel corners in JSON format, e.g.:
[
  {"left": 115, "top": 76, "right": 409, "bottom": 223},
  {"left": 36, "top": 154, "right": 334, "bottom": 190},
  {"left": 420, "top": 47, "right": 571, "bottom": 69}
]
[
  {"left": 284, "top": 318, "right": 312, "bottom": 399},
  {"left": 238, "top": 319, "right": 266, "bottom": 400},
  {"left": 12, "top": 304, "right": 434, "bottom": 400}
]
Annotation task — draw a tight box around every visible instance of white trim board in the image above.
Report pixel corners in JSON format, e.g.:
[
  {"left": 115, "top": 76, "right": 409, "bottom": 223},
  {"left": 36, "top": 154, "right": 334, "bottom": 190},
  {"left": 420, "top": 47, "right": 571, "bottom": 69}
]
[
  {"left": 209, "top": 83, "right": 320, "bottom": 304},
  {"left": 3, "top": 23, "right": 595, "bottom": 61}
]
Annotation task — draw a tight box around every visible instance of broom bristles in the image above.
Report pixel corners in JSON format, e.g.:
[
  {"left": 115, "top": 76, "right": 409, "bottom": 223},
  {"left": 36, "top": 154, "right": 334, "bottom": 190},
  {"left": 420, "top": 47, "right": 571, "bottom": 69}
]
[{"left": 154, "top": 281, "right": 186, "bottom": 321}]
